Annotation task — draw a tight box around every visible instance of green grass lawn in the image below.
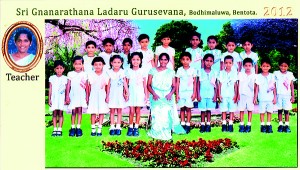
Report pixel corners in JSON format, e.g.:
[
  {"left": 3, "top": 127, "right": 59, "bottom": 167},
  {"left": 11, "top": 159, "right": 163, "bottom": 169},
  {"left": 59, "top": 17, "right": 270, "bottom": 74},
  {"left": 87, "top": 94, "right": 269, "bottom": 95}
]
[{"left": 45, "top": 106, "right": 297, "bottom": 168}]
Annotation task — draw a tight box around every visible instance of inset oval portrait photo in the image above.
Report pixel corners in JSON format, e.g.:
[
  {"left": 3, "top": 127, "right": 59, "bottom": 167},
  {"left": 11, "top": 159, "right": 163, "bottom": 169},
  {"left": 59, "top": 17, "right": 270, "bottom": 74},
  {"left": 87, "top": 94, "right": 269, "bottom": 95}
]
[{"left": 2, "top": 21, "right": 43, "bottom": 73}]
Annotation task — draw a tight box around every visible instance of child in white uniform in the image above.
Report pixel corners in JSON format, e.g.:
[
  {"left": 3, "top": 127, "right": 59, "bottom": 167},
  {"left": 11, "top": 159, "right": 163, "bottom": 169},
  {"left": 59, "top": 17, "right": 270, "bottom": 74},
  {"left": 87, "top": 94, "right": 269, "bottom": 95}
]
[
  {"left": 86, "top": 57, "right": 109, "bottom": 136},
  {"left": 240, "top": 38, "right": 259, "bottom": 74},
  {"left": 185, "top": 32, "right": 204, "bottom": 75},
  {"left": 125, "top": 52, "right": 147, "bottom": 136},
  {"left": 106, "top": 55, "right": 129, "bottom": 136},
  {"left": 221, "top": 37, "right": 242, "bottom": 72},
  {"left": 83, "top": 40, "right": 97, "bottom": 73},
  {"left": 120, "top": 38, "right": 132, "bottom": 70},
  {"left": 99, "top": 38, "right": 118, "bottom": 72},
  {"left": 274, "top": 58, "right": 295, "bottom": 133},
  {"left": 155, "top": 33, "right": 175, "bottom": 70},
  {"left": 48, "top": 60, "right": 68, "bottom": 137},
  {"left": 176, "top": 52, "right": 197, "bottom": 134},
  {"left": 66, "top": 56, "right": 88, "bottom": 137},
  {"left": 254, "top": 58, "right": 276, "bottom": 133},
  {"left": 204, "top": 35, "right": 222, "bottom": 74}
]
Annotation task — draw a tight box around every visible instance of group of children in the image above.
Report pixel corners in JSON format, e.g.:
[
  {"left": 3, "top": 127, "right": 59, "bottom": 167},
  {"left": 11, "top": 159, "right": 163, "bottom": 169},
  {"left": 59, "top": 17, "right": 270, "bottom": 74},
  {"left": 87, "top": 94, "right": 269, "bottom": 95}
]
[{"left": 48, "top": 32, "right": 295, "bottom": 138}]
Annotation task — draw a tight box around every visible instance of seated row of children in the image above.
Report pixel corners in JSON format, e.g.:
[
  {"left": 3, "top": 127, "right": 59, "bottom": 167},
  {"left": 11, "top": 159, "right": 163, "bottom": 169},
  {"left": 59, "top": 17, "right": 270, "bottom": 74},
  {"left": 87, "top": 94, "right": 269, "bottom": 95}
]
[{"left": 48, "top": 33, "right": 295, "bottom": 138}]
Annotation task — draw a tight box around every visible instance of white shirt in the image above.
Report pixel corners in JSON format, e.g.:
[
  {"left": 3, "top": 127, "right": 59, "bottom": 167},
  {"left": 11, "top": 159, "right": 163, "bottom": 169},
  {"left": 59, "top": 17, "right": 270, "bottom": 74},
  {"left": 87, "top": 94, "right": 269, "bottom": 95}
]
[
  {"left": 256, "top": 73, "right": 275, "bottom": 102},
  {"left": 221, "top": 51, "right": 241, "bottom": 71},
  {"left": 136, "top": 49, "right": 154, "bottom": 73},
  {"left": 218, "top": 69, "right": 238, "bottom": 98},
  {"left": 274, "top": 71, "right": 295, "bottom": 95},
  {"left": 240, "top": 51, "right": 258, "bottom": 73},
  {"left": 83, "top": 55, "right": 96, "bottom": 74},
  {"left": 176, "top": 67, "right": 197, "bottom": 91},
  {"left": 155, "top": 45, "right": 175, "bottom": 70},
  {"left": 238, "top": 72, "right": 256, "bottom": 97},
  {"left": 98, "top": 52, "right": 118, "bottom": 71},
  {"left": 198, "top": 69, "right": 218, "bottom": 98},
  {"left": 186, "top": 47, "right": 204, "bottom": 75}
]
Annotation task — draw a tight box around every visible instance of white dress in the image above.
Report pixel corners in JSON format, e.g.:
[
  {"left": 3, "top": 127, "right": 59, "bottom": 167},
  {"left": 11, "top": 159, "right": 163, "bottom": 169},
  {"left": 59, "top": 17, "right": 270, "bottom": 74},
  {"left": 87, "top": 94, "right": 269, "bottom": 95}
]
[
  {"left": 107, "top": 69, "right": 126, "bottom": 108},
  {"left": 83, "top": 55, "right": 96, "bottom": 74},
  {"left": 49, "top": 75, "right": 68, "bottom": 111},
  {"left": 99, "top": 52, "right": 118, "bottom": 72},
  {"left": 87, "top": 72, "right": 109, "bottom": 114},
  {"left": 136, "top": 49, "right": 154, "bottom": 75},
  {"left": 10, "top": 53, "right": 35, "bottom": 66},
  {"left": 126, "top": 68, "right": 146, "bottom": 107},
  {"left": 67, "top": 71, "right": 88, "bottom": 110}
]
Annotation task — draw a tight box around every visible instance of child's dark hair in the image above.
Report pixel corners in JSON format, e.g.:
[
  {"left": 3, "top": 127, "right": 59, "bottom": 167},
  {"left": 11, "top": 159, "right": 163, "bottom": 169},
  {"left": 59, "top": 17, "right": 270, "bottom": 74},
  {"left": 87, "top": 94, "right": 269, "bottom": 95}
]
[
  {"left": 122, "top": 38, "right": 133, "bottom": 46},
  {"left": 109, "top": 55, "right": 123, "bottom": 69},
  {"left": 91, "top": 57, "right": 105, "bottom": 65},
  {"left": 160, "top": 32, "right": 171, "bottom": 40},
  {"left": 243, "top": 58, "right": 253, "bottom": 66},
  {"left": 203, "top": 53, "right": 214, "bottom": 61},
  {"left": 158, "top": 53, "right": 170, "bottom": 61},
  {"left": 260, "top": 57, "right": 271, "bottom": 66},
  {"left": 278, "top": 57, "right": 290, "bottom": 66},
  {"left": 241, "top": 36, "right": 253, "bottom": 45},
  {"left": 225, "top": 37, "right": 236, "bottom": 45},
  {"left": 128, "top": 52, "right": 143, "bottom": 68},
  {"left": 224, "top": 55, "right": 234, "bottom": 62},
  {"left": 180, "top": 52, "right": 192, "bottom": 60},
  {"left": 190, "top": 32, "right": 203, "bottom": 48},
  {"left": 85, "top": 40, "right": 96, "bottom": 48},
  {"left": 15, "top": 29, "right": 32, "bottom": 43},
  {"left": 138, "top": 34, "right": 149, "bottom": 42},
  {"left": 103, "top": 38, "right": 115, "bottom": 45},
  {"left": 54, "top": 60, "right": 65, "bottom": 68},
  {"left": 207, "top": 35, "right": 218, "bottom": 42},
  {"left": 73, "top": 56, "right": 84, "bottom": 64}
]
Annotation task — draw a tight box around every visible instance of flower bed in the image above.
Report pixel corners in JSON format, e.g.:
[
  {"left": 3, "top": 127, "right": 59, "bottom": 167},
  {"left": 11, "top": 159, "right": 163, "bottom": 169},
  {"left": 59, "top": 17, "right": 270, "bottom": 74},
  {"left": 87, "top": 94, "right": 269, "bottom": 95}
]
[{"left": 102, "top": 138, "right": 239, "bottom": 167}]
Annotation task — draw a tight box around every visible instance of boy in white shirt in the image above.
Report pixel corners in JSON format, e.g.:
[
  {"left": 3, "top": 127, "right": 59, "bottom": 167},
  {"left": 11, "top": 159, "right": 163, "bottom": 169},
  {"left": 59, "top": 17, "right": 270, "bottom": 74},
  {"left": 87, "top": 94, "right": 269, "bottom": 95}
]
[
  {"left": 83, "top": 40, "right": 97, "bottom": 73},
  {"left": 274, "top": 58, "right": 295, "bottom": 133},
  {"left": 240, "top": 38, "right": 259, "bottom": 74},
  {"left": 99, "top": 38, "right": 118, "bottom": 71},
  {"left": 221, "top": 37, "right": 242, "bottom": 72},
  {"left": 154, "top": 33, "right": 175, "bottom": 70}
]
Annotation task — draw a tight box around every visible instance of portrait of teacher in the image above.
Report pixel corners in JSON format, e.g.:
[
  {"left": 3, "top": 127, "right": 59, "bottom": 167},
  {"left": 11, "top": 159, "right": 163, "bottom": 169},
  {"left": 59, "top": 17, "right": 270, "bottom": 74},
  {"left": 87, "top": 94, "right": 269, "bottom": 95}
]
[{"left": 9, "top": 29, "right": 36, "bottom": 66}]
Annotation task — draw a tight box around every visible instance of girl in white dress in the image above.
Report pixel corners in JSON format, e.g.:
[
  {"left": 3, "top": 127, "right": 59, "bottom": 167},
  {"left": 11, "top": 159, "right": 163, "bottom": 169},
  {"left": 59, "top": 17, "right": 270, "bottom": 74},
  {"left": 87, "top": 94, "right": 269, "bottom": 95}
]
[
  {"left": 106, "top": 55, "right": 129, "bottom": 136},
  {"left": 86, "top": 57, "right": 109, "bottom": 136},
  {"left": 48, "top": 60, "right": 68, "bottom": 137},
  {"left": 176, "top": 52, "right": 197, "bottom": 134},
  {"left": 66, "top": 56, "right": 88, "bottom": 137},
  {"left": 125, "top": 52, "right": 147, "bottom": 137}
]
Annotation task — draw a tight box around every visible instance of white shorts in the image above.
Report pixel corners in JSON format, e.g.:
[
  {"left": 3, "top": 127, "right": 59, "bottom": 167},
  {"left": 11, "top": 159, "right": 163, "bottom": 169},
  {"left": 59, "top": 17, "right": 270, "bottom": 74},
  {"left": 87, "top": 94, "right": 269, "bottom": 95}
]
[
  {"left": 177, "top": 90, "right": 194, "bottom": 108},
  {"left": 259, "top": 101, "right": 274, "bottom": 113},
  {"left": 277, "top": 94, "right": 292, "bottom": 110},
  {"left": 238, "top": 94, "right": 254, "bottom": 111},
  {"left": 198, "top": 98, "right": 215, "bottom": 111},
  {"left": 220, "top": 97, "right": 237, "bottom": 112}
]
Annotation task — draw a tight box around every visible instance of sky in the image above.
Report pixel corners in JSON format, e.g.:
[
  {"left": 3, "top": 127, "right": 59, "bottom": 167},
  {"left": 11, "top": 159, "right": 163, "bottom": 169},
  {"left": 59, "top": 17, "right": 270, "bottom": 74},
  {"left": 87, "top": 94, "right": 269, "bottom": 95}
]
[{"left": 132, "top": 19, "right": 231, "bottom": 48}]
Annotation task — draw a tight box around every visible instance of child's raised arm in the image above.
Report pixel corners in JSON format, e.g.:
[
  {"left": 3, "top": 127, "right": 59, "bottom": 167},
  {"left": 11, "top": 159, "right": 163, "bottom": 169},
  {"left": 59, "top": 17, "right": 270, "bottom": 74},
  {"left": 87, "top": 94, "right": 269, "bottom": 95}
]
[{"left": 48, "top": 82, "right": 52, "bottom": 106}]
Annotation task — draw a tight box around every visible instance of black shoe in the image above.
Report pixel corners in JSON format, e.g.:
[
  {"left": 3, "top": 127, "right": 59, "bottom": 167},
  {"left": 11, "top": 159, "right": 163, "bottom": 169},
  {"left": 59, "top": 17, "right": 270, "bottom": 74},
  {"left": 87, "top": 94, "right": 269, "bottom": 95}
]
[
  {"left": 96, "top": 132, "right": 102, "bottom": 136},
  {"left": 222, "top": 124, "right": 227, "bottom": 132},
  {"left": 182, "top": 125, "right": 186, "bottom": 132},
  {"left": 56, "top": 131, "right": 62, "bottom": 136},
  {"left": 228, "top": 125, "right": 233, "bottom": 132},
  {"left": 239, "top": 125, "right": 245, "bottom": 133},
  {"left": 115, "top": 129, "right": 121, "bottom": 136},
  {"left": 266, "top": 125, "right": 273, "bottom": 133},
  {"left": 185, "top": 126, "right": 191, "bottom": 134},
  {"left": 284, "top": 126, "right": 291, "bottom": 133},
  {"left": 200, "top": 125, "right": 205, "bottom": 133},
  {"left": 277, "top": 125, "right": 283, "bottom": 132},
  {"left": 91, "top": 132, "right": 96, "bottom": 136},
  {"left": 205, "top": 125, "right": 211, "bottom": 132},
  {"left": 244, "top": 125, "right": 251, "bottom": 133},
  {"left": 52, "top": 131, "right": 57, "bottom": 137},
  {"left": 76, "top": 128, "right": 83, "bottom": 137},
  {"left": 133, "top": 128, "right": 139, "bottom": 136},
  {"left": 261, "top": 125, "right": 266, "bottom": 133},
  {"left": 69, "top": 128, "right": 76, "bottom": 137},
  {"left": 109, "top": 129, "right": 115, "bottom": 136},
  {"left": 127, "top": 128, "right": 133, "bottom": 136}
]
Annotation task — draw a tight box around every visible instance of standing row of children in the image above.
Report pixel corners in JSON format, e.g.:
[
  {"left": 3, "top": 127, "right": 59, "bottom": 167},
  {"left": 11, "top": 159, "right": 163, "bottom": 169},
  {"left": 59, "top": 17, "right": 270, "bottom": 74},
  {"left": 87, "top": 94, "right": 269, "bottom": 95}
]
[{"left": 48, "top": 32, "right": 295, "bottom": 138}]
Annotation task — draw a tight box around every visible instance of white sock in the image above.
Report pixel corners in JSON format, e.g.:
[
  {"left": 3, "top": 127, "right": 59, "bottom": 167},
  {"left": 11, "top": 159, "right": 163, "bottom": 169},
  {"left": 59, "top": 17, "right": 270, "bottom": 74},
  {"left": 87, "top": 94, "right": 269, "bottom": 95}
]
[
  {"left": 266, "top": 122, "right": 271, "bottom": 126},
  {"left": 285, "top": 122, "right": 289, "bottom": 126},
  {"left": 201, "top": 122, "right": 205, "bottom": 125},
  {"left": 54, "top": 127, "right": 57, "bottom": 131},
  {"left": 98, "top": 124, "right": 102, "bottom": 129},
  {"left": 116, "top": 124, "right": 121, "bottom": 129},
  {"left": 77, "top": 124, "right": 81, "bottom": 129},
  {"left": 71, "top": 125, "right": 75, "bottom": 129},
  {"left": 129, "top": 124, "right": 133, "bottom": 128},
  {"left": 279, "top": 121, "right": 283, "bottom": 125},
  {"left": 229, "top": 120, "right": 233, "bottom": 125},
  {"left": 247, "top": 122, "right": 251, "bottom": 126},
  {"left": 181, "top": 122, "right": 186, "bottom": 126},
  {"left": 91, "top": 124, "right": 95, "bottom": 129},
  {"left": 186, "top": 122, "right": 190, "bottom": 126},
  {"left": 57, "top": 127, "right": 62, "bottom": 131},
  {"left": 261, "top": 122, "right": 265, "bottom": 125},
  {"left": 240, "top": 122, "right": 244, "bottom": 125},
  {"left": 92, "top": 128, "right": 96, "bottom": 133},
  {"left": 206, "top": 122, "right": 210, "bottom": 125},
  {"left": 110, "top": 124, "right": 115, "bottom": 130},
  {"left": 97, "top": 128, "right": 102, "bottom": 133},
  {"left": 222, "top": 120, "right": 226, "bottom": 125},
  {"left": 134, "top": 124, "right": 139, "bottom": 128}
]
